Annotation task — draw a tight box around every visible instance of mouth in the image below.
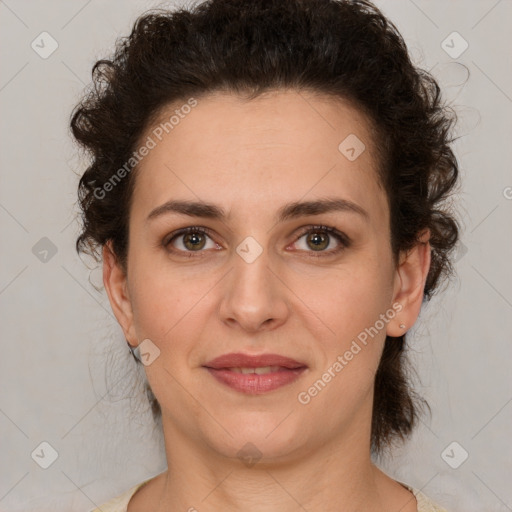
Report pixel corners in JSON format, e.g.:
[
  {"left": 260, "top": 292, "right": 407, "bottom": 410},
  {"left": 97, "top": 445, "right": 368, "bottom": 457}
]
[{"left": 203, "top": 353, "right": 308, "bottom": 394}]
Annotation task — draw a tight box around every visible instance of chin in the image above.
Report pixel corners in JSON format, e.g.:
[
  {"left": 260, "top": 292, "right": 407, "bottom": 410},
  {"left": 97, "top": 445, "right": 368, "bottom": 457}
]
[{"left": 203, "top": 411, "right": 309, "bottom": 466}]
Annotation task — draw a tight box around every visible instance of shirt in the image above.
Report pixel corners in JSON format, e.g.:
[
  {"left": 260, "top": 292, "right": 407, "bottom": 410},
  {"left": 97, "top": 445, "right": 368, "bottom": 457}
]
[{"left": 89, "top": 478, "right": 449, "bottom": 511}]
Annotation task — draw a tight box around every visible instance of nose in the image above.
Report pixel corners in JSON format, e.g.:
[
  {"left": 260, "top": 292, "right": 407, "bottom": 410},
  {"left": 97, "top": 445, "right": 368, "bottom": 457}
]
[{"left": 218, "top": 247, "right": 290, "bottom": 334}]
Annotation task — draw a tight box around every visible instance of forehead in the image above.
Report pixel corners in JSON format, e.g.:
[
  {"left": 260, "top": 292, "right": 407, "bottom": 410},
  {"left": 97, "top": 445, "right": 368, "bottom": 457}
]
[{"left": 131, "top": 89, "right": 388, "bottom": 224}]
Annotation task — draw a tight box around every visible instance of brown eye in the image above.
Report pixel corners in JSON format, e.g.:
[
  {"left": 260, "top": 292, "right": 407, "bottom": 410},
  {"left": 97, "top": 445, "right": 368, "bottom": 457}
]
[
  {"left": 305, "top": 231, "right": 329, "bottom": 251},
  {"left": 292, "top": 225, "right": 350, "bottom": 256},
  {"left": 182, "top": 231, "right": 206, "bottom": 251},
  {"left": 164, "top": 227, "right": 217, "bottom": 254}
]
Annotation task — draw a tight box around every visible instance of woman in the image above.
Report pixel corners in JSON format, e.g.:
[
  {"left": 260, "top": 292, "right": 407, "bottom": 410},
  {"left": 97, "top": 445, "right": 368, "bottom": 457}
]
[{"left": 71, "top": 0, "right": 459, "bottom": 510}]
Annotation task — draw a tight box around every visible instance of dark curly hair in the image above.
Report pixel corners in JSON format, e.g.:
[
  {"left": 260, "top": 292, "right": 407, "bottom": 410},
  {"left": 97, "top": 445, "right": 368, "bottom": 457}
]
[{"left": 70, "top": 0, "right": 460, "bottom": 456}]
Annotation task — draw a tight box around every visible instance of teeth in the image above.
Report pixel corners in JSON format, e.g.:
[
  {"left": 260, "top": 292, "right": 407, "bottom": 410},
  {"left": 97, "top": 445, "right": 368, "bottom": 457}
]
[{"left": 230, "top": 366, "right": 281, "bottom": 374}]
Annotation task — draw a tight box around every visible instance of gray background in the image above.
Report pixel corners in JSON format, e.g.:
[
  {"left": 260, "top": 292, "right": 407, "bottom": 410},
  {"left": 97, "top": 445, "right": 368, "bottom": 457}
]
[{"left": 0, "top": 0, "right": 511, "bottom": 510}]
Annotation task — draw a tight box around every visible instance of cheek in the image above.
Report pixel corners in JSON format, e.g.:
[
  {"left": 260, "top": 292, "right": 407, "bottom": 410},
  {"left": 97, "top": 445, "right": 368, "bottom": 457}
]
[
  {"left": 297, "top": 260, "right": 394, "bottom": 404},
  {"left": 294, "top": 269, "right": 392, "bottom": 418},
  {"left": 128, "top": 258, "right": 217, "bottom": 349},
  {"left": 127, "top": 257, "right": 177, "bottom": 338},
  {"left": 303, "top": 261, "right": 394, "bottom": 344}
]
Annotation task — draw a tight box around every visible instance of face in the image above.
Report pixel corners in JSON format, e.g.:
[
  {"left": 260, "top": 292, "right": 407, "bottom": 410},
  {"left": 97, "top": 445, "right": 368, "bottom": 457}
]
[{"left": 104, "top": 89, "right": 429, "bottom": 464}]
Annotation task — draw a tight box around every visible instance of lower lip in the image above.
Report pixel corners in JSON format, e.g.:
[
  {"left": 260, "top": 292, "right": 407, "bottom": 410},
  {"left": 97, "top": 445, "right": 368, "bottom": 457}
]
[{"left": 205, "top": 367, "right": 307, "bottom": 394}]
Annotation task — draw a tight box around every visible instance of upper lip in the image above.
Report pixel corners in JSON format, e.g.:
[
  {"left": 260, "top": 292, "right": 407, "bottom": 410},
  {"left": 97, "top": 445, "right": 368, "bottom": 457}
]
[{"left": 204, "top": 352, "right": 307, "bottom": 370}]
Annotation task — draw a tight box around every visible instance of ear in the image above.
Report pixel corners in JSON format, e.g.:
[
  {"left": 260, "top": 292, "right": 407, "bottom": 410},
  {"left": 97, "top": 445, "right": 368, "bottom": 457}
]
[
  {"left": 386, "top": 229, "right": 431, "bottom": 337},
  {"left": 102, "top": 241, "right": 137, "bottom": 346}
]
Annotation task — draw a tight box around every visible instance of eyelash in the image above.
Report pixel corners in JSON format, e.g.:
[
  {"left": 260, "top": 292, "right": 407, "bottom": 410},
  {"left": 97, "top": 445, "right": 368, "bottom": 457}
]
[{"left": 162, "top": 225, "right": 350, "bottom": 258}]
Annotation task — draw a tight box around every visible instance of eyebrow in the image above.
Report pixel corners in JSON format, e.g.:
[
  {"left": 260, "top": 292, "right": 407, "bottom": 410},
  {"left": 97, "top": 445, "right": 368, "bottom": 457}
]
[{"left": 146, "top": 197, "right": 369, "bottom": 224}]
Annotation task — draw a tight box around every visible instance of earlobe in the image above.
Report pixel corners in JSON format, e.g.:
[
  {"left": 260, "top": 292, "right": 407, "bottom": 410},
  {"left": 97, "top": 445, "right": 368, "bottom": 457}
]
[
  {"left": 102, "top": 242, "right": 137, "bottom": 346},
  {"left": 387, "top": 230, "right": 431, "bottom": 337}
]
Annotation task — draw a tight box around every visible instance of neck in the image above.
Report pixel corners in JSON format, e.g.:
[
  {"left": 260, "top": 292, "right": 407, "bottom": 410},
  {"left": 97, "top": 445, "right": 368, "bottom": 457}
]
[{"left": 153, "top": 417, "right": 391, "bottom": 511}]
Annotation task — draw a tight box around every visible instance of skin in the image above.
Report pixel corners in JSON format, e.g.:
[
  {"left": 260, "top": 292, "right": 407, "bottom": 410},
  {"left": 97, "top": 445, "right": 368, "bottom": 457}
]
[{"left": 103, "top": 89, "right": 431, "bottom": 512}]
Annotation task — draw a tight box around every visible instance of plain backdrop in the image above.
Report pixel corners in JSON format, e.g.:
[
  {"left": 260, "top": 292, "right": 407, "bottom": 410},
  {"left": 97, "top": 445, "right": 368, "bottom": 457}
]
[{"left": 1, "top": 1, "right": 511, "bottom": 511}]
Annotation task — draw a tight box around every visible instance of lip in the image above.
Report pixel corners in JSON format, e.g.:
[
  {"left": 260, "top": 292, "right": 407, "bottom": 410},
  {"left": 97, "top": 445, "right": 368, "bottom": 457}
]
[
  {"left": 204, "top": 352, "right": 307, "bottom": 369},
  {"left": 203, "top": 352, "right": 308, "bottom": 394}
]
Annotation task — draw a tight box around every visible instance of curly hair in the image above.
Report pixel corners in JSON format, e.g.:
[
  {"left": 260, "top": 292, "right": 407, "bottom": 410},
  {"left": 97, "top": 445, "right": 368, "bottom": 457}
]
[{"left": 70, "top": 0, "right": 460, "bottom": 456}]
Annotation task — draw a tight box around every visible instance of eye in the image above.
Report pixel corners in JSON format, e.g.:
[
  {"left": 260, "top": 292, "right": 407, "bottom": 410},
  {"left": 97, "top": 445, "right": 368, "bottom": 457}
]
[
  {"left": 291, "top": 225, "right": 350, "bottom": 257},
  {"left": 163, "top": 226, "right": 219, "bottom": 255},
  {"left": 162, "top": 224, "right": 350, "bottom": 258}
]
